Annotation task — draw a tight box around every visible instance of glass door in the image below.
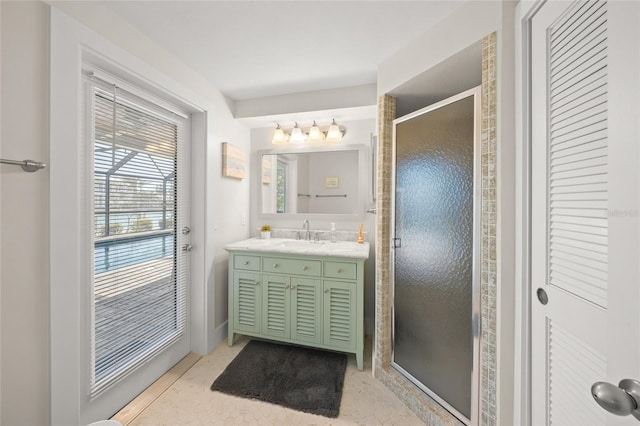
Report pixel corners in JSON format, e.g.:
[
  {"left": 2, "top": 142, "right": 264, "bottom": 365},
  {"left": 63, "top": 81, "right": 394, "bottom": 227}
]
[
  {"left": 82, "top": 77, "right": 191, "bottom": 420},
  {"left": 392, "top": 88, "right": 480, "bottom": 424}
]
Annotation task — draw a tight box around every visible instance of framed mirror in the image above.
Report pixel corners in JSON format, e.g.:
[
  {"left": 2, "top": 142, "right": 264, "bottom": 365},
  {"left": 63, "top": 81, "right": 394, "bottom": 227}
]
[{"left": 258, "top": 145, "right": 368, "bottom": 220}]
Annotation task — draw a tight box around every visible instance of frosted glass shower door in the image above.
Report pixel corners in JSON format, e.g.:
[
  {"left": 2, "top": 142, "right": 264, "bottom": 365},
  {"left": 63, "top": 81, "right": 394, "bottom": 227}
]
[{"left": 392, "top": 88, "right": 480, "bottom": 424}]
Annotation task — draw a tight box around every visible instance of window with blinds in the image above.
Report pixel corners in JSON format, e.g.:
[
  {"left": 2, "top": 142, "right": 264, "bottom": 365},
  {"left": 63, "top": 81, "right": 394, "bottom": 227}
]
[{"left": 89, "top": 82, "right": 187, "bottom": 396}]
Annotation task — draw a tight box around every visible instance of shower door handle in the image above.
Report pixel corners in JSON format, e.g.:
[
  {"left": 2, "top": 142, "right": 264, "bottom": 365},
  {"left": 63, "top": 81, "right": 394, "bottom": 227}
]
[{"left": 393, "top": 238, "right": 401, "bottom": 249}]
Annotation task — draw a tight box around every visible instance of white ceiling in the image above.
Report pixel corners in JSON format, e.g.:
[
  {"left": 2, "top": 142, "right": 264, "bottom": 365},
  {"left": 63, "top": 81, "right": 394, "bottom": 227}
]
[{"left": 98, "top": 1, "right": 464, "bottom": 102}]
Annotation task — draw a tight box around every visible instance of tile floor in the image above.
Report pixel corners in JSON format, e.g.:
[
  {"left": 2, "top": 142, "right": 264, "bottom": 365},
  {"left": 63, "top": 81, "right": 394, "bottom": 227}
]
[{"left": 130, "top": 335, "right": 423, "bottom": 425}]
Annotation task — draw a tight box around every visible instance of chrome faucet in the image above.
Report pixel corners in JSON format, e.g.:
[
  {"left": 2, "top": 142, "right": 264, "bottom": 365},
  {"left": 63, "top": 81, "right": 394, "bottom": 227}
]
[{"left": 302, "top": 219, "right": 311, "bottom": 241}]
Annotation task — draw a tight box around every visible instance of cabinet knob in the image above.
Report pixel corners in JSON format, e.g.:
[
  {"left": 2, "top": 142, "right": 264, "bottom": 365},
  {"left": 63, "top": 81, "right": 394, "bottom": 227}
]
[
  {"left": 244, "top": 260, "right": 250, "bottom": 265},
  {"left": 255, "top": 281, "right": 260, "bottom": 286},
  {"left": 273, "top": 263, "right": 279, "bottom": 268},
  {"left": 303, "top": 265, "right": 309, "bottom": 271},
  {"left": 284, "top": 284, "right": 290, "bottom": 289},
  {"left": 324, "top": 289, "right": 329, "bottom": 293},
  {"left": 291, "top": 285, "right": 296, "bottom": 289},
  {"left": 336, "top": 268, "right": 342, "bottom": 273}
]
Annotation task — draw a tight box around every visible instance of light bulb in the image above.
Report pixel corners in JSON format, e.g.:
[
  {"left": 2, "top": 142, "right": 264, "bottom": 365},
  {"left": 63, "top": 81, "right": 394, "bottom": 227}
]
[
  {"left": 307, "top": 121, "right": 324, "bottom": 141},
  {"left": 290, "top": 122, "right": 305, "bottom": 144},
  {"left": 272, "top": 124, "right": 288, "bottom": 145},
  {"left": 325, "top": 119, "right": 342, "bottom": 142}
]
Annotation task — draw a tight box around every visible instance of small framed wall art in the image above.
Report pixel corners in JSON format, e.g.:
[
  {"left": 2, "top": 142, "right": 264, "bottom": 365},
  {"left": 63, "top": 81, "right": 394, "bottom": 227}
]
[
  {"left": 324, "top": 176, "right": 339, "bottom": 188},
  {"left": 222, "top": 142, "right": 246, "bottom": 179}
]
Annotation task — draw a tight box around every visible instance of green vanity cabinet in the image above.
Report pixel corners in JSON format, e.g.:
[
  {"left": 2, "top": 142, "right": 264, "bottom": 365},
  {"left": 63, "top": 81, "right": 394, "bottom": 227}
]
[{"left": 227, "top": 244, "right": 367, "bottom": 370}]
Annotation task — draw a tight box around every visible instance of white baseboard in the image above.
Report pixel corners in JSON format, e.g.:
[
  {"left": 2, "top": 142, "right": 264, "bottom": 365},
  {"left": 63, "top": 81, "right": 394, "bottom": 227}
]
[{"left": 208, "top": 321, "right": 228, "bottom": 354}]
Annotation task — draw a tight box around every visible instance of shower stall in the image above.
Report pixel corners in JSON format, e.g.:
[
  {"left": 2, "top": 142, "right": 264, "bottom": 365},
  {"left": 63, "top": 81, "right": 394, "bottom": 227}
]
[{"left": 391, "top": 87, "right": 481, "bottom": 425}]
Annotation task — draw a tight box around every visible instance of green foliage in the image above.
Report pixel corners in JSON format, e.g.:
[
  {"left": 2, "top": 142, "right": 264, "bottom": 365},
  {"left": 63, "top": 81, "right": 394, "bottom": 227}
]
[
  {"left": 99, "top": 222, "right": 123, "bottom": 236},
  {"left": 131, "top": 217, "right": 153, "bottom": 232}
]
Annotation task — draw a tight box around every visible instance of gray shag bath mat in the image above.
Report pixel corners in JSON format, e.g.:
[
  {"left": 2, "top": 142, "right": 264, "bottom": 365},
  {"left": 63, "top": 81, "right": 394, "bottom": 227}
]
[{"left": 211, "top": 340, "right": 347, "bottom": 418}]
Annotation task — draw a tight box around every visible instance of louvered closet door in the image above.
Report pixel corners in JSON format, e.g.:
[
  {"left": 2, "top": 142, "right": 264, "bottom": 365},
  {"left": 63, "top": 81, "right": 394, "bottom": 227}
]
[{"left": 531, "top": 1, "right": 640, "bottom": 424}]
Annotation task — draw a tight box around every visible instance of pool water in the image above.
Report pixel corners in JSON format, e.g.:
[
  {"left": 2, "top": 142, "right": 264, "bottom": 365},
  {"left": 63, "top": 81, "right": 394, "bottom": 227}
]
[{"left": 95, "top": 234, "right": 174, "bottom": 273}]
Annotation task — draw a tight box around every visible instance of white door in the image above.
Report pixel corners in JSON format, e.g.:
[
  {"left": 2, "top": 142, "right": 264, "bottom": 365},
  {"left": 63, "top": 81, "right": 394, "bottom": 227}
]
[
  {"left": 531, "top": 0, "right": 640, "bottom": 424},
  {"left": 81, "top": 77, "right": 192, "bottom": 422},
  {"left": 49, "top": 11, "right": 198, "bottom": 424}
]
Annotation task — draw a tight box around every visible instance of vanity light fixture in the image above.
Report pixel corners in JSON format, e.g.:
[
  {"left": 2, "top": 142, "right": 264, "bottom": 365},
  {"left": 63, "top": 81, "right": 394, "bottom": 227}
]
[
  {"left": 271, "top": 124, "right": 288, "bottom": 145},
  {"left": 270, "top": 120, "right": 345, "bottom": 145}
]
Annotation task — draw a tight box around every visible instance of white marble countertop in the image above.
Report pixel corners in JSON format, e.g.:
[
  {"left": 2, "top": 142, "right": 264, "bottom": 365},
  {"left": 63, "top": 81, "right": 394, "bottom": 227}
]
[{"left": 224, "top": 238, "right": 370, "bottom": 259}]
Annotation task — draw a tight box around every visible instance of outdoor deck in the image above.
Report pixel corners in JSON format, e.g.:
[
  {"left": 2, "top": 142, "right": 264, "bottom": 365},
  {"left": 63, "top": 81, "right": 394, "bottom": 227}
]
[
  {"left": 95, "top": 256, "right": 174, "bottom": 299},
  {"left": 94, "top": 255, "right": 178, "bottom": 381}
]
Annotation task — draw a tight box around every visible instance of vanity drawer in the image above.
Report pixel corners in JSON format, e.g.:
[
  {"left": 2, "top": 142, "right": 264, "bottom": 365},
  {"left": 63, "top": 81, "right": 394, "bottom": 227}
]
[
  {"left": 263, "top": 257, "right": 322, "bottom": 277},
  {"left": 324, "top": 261, "right": 357, "bottom": 280},
  {"left": 234, "top": 255, "right": 260, "bottom": 271}
]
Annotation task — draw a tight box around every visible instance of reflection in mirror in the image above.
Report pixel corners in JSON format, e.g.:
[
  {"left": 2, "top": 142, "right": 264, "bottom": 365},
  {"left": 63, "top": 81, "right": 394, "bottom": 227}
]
[{"left": 261, "top": 150, "right": 359, "bottom": 215}]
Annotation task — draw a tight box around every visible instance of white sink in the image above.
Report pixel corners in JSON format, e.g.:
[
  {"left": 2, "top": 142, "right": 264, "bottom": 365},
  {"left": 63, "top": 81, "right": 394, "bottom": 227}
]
[
  {"left": 280, "top": 239, "right": 329, "bottom": 248},
  {"left": 224, "top": 237, "right": 370, "bottom": 259}
]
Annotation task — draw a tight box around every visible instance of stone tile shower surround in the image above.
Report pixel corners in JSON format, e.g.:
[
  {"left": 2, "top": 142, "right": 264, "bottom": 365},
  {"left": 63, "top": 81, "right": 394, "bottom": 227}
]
[
  {"left": 373, "top": 32, "right": 498, "bottom": 425},
  {"left": 479, "top": 32, "right": 498, "bottom": 426}
]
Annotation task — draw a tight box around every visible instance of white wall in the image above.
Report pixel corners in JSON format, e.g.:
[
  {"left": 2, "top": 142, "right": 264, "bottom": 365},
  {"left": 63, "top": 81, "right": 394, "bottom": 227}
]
[
  {"left": 235, "top": 84, "right": 377, "bottom": 119},
  {"left": 0, "top": 1, "right": 251, "bottom": 423},
  {"left": 249, "top": 119, "right": 377, "bottom": 333},
  {"left": 379, "top": 1, "right": 504, "bottom": 97},
  {"left": 306, "top": 151, "right": 359, "bottom": 214},
  {"left": 377, "top": 1, "right": 516, "bottom": 423},
  {"left": 51, "top": 0, "right": 252, "bottom": 344},
  {"left": 1, "top": 2, "right": 51, "bottom": 425}
]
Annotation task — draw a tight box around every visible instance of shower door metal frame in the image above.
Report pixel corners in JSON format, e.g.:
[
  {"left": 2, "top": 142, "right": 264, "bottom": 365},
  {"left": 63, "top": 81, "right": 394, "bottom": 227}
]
[{"left": 390, "top": 86, "right": 482, "bottom": 426}]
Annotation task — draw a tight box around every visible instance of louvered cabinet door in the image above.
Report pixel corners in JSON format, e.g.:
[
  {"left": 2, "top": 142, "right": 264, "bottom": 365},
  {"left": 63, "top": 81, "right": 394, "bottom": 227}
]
[
  {"left": 291, "top": 278, "right": 322, "bottom": 344},
  {"left": 233, "top": 272, "right": 261, "bottom": 334},
  {"left": 261, "top": 274, "right": 291, "bottom": 339},
  {"left": 323, "top": 280, "right": 356, "bottom": 351}
]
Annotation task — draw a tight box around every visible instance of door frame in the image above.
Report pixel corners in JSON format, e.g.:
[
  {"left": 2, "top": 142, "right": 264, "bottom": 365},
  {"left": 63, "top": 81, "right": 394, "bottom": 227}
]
[
  {"left": 390, "top": 86, "right": 482, "bottom": 426},
  {"left": 50, "top": 8, "right": 211, "bottom": 424},
  {"left": 513, "top": 1, "right": 547, "bottom": 424}
]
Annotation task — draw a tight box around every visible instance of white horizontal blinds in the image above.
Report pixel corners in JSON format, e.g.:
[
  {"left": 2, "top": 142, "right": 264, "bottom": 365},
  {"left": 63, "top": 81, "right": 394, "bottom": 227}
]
[
  {"left": 90, "top": 81, "right": 187, "bottom": 396},
  {"left": 548, "top": 0, "right": 608, "bottom": 308}
]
